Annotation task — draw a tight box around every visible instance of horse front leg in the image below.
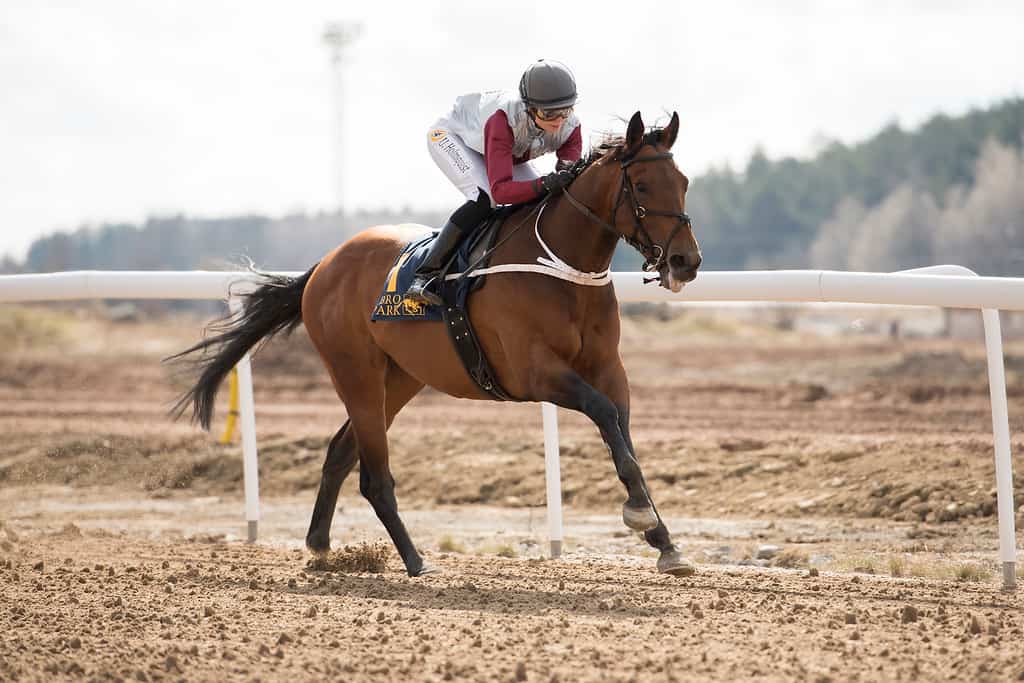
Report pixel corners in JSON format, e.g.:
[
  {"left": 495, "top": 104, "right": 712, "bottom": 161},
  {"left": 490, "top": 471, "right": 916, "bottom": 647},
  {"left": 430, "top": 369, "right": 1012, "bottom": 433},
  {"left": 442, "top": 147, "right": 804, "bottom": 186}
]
[
  {"left": 545, "top": 370, "right": 658, "bottom": 533},
  {"left": 616, "top": 407, "right": 695, "bottom": 576}
]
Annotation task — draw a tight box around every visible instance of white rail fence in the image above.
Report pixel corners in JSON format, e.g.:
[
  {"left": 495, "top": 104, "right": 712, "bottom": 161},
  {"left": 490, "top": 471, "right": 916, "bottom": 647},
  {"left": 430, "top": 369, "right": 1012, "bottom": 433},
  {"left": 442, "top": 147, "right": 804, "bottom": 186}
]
[{"left": 1, "top": 266, "right": 1020, "bottom": 589}]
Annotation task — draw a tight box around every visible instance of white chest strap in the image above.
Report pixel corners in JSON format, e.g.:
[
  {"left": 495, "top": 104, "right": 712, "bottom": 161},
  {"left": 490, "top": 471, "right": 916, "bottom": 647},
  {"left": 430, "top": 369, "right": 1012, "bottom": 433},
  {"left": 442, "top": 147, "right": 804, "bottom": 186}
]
[{"left": 443, "top": 203, "right": 612, "bottom": 287}]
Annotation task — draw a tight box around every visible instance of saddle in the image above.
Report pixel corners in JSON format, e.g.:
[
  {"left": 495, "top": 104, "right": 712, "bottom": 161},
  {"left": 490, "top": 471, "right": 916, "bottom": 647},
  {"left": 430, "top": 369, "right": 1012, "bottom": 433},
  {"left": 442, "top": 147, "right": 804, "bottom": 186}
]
[{"left": 371, "top": 208, "right": 519, "bottom": 401}]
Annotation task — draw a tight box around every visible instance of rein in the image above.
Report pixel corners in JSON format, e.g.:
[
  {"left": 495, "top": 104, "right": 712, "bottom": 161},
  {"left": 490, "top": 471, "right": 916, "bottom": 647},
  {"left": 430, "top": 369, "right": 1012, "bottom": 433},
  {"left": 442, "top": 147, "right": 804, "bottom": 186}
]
[
  {"left": 562, "top": 143, "right": 691, "bottom": 278},
  {"left": 445, "top": 199, "right": 611, "bottom": 287},
  {"left": 448, "top": 139, "right": 691, "bottom": 288},
  {"left": 453, "top": 200, "right": 547, "bottom": 284}
]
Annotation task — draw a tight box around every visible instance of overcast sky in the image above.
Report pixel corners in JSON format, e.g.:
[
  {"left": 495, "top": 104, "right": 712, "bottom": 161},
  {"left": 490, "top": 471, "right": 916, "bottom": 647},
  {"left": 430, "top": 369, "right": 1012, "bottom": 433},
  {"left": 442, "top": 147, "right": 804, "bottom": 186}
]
[{"left": 1, "top": 1, "right": 1021, "bottom": 260}]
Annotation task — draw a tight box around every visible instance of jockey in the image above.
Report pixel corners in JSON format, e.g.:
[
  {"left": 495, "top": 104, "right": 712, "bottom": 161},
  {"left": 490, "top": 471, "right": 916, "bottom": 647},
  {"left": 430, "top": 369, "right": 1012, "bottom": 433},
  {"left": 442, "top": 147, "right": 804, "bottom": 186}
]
[{"left": 405, "top": 59, "right": 583, "bottom": 306}]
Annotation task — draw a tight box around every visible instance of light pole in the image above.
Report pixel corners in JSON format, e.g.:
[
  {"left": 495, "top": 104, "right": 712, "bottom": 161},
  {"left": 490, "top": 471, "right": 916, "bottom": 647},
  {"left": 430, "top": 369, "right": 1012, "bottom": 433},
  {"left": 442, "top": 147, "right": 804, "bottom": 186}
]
[{"left": 322, "top": 21, "right": 362, "bottom": 214}]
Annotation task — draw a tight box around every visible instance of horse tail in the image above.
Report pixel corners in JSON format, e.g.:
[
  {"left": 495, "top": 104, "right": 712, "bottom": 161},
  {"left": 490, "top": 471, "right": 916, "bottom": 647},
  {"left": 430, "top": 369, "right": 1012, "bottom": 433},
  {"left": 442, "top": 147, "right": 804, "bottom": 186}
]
[{"left": 167, "top": 263, "right": 319, "bottom": 429}]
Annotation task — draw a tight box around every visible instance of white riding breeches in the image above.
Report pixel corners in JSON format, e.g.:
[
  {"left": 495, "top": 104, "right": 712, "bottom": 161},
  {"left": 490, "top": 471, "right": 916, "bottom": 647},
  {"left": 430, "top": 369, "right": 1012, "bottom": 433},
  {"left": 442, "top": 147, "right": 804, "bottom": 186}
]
[{"left": 427, "top": 119, "right": 542, "bottom": 207}]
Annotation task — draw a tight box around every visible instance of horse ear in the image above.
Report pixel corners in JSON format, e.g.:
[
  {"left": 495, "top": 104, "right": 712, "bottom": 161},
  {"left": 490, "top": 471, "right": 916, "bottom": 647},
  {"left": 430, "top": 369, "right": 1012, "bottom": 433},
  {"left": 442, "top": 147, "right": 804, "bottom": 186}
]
[
  {"left": 660, "top": 111, "right": 680, "bottom": 149},
  {"left": 625, "top": 111, "right": 644, "bottom": 152}
]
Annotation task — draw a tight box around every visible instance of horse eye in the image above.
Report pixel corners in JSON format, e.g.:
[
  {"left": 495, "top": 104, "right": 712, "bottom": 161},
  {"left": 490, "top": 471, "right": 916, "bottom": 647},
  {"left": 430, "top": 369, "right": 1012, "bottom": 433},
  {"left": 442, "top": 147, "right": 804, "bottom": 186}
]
[{"left": 636, "top": 183, "right": 648, "bottom": 193}]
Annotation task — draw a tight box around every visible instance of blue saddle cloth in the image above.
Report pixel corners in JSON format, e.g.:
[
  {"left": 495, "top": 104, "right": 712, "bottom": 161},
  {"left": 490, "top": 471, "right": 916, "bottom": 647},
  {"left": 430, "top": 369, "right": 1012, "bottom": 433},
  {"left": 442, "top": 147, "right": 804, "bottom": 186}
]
[
  {"left": 371, "top": 220, "right": 498, "bottom": 322},
  {"left": 370, "top": 232, "right": 446, "bottom": 321}
]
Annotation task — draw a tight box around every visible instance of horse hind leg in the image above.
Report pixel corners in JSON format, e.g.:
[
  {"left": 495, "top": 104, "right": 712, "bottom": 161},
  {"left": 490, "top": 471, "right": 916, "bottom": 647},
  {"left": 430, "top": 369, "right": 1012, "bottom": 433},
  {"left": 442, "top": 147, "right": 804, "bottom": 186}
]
[
  {"left": 307, "top": 357, "right": 427, "bottom": 574},
  {"left": 306, "top": 420, "right": 356, "bottom": 555},
  {"left": 350, "top": 362, "right": 433, "bottom": 576}
]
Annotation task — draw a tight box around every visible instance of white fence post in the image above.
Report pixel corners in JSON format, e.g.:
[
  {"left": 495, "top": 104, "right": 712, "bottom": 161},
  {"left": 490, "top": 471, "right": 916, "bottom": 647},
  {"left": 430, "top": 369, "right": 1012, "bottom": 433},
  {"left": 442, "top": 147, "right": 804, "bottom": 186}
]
[
  {"left": 896, "top": 266, "right": 1016, "bottom": 590},
  {"left": 228, "top": 297, "right": 261, "bottom": 543},
  {"left": 542, "top": 402, "right": 563, "bottom": 558},
  {"left": 983, "top": 308, "right": 1017, "bottom": 590}
]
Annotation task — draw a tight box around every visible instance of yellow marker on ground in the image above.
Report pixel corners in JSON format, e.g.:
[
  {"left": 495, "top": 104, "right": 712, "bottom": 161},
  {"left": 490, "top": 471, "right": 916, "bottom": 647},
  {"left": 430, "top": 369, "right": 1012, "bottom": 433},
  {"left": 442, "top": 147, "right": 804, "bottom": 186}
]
[{"left": 218, "top": 368, "right": 240, "bottom": 444}]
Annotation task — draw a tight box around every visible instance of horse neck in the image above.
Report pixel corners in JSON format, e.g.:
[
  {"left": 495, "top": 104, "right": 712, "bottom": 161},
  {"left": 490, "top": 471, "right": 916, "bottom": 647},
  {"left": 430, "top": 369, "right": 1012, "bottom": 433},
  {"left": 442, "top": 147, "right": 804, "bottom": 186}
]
[{"left": 534, "top": 169, "right": 621, "bottom": 274}]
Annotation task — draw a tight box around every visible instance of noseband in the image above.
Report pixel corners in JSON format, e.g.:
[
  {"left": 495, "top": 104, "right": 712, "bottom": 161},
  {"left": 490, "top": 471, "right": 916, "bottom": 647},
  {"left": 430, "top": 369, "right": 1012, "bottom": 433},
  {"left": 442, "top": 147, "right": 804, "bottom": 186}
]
[{"left": 561, "top": 140, "right": 692, "bottom": 274}]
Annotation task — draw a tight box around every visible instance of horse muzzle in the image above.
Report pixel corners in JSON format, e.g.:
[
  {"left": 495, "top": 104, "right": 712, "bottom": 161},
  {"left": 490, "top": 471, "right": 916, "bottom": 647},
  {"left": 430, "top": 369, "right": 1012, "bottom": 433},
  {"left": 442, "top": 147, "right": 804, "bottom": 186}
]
[{"left": 661, "top": 252, "right": 701, "bottom": 293}]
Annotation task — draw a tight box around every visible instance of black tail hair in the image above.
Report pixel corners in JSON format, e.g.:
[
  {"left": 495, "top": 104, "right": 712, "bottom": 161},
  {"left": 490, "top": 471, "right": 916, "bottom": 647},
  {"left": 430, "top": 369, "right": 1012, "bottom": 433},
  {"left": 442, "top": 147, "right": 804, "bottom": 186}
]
[{"left": 166, "top": 263, "right": 319, "bottom": 429}]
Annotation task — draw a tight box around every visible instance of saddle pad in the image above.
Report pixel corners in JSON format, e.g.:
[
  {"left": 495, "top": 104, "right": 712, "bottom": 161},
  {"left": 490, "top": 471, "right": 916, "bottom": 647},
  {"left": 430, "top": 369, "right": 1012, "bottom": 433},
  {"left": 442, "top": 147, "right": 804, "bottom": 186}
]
[
  {"left": 368, "top": 211, "right": 519, "bottom": 400},
  {"left": 371, "top": 233, "right": 443, "bottom": 321},
  {"left": 370, "top": 212, "right": 507, "bottom": 322}
]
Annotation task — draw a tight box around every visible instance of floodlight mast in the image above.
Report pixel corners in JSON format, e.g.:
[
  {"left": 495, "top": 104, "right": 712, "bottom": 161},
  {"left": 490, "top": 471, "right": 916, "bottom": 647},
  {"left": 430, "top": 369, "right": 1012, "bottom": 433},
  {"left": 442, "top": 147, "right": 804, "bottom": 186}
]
[{"left": 322, "top": 21, "right": 362, "bottom": 213}]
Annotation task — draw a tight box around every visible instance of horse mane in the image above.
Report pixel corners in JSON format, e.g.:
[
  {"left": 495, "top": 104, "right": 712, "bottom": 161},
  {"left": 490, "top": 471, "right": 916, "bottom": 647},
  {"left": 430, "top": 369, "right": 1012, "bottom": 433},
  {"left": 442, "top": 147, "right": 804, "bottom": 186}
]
[{"left": 579, "top": 123, "right": 670, "bottom": 171}]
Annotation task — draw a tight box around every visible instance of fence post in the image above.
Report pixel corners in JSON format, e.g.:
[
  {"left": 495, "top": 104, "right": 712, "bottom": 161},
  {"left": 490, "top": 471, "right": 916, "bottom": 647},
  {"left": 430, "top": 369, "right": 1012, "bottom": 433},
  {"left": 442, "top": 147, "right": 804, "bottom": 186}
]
[
  {"left": 982, "top": 308, "right": 1017, "bottom": 590},
  {"left": 897, "top": 266, "right": 1016, "bottom": 590},
  {"left": 542, "top": 402, "right": 563, "bottom": 558},
  {"left": 228, "top": 297, "right": 261, "bottom": 543}
]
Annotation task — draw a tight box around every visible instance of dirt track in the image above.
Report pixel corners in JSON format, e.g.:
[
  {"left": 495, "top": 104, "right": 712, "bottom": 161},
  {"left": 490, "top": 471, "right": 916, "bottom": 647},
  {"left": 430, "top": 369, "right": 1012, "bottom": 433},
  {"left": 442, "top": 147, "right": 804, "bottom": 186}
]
[
  {"left": 2, "top": 304, "right": 1024, "bottom": 680},
  {"left": 3, "top": 528, "right": 1024, "bottom": 682}
]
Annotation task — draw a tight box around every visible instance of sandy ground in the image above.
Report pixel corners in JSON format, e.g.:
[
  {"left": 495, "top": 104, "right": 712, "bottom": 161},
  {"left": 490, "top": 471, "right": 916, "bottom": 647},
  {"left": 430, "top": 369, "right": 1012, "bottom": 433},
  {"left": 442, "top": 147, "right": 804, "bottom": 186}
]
[{"left": 2, "top": 303, "right": 1024, "bottom": 681}]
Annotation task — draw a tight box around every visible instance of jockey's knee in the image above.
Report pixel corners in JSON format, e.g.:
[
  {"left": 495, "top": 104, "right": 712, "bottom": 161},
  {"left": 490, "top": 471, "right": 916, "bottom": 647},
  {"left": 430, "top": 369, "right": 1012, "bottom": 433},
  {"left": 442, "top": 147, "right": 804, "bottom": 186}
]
[
  {"left": 452, "top": 188, "right": 493, "bottom": 228},
  {"left": 473, "top": 188, "right": 491, "bottom": 209}
]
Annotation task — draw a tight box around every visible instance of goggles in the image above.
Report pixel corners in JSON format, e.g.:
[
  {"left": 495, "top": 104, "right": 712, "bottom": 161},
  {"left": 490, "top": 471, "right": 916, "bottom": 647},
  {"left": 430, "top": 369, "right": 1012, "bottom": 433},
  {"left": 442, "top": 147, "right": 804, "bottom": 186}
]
[{"left": 533, "top": 106, "right": 574, "bottom": 122}]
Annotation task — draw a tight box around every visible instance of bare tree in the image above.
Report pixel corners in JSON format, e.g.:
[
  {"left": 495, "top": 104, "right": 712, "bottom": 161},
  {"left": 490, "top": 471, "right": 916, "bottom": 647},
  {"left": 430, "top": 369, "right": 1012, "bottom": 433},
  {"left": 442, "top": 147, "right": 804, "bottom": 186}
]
[
  {"left": 847, "top": 185, "right": 938, "bottom": 272},
  {"left": 936, "top": 139, "right": 1024, "bottom": 275},
  {"left": 809, "top": 197, "right": 867, "bottom": 269}
]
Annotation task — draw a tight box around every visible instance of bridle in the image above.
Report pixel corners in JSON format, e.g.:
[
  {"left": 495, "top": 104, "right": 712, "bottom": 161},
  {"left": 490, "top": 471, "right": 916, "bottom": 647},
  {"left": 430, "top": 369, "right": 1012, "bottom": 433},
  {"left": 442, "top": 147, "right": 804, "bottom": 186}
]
[{"left": 561, "top": 136, "right": 692, "bottom": 274}]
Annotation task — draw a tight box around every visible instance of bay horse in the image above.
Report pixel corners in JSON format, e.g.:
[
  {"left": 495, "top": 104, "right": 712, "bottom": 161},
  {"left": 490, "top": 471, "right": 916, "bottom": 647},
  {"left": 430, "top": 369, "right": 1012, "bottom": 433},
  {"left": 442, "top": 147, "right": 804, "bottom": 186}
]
[{"left": 172, "top": 111, "right": 702, "bottom": 577}]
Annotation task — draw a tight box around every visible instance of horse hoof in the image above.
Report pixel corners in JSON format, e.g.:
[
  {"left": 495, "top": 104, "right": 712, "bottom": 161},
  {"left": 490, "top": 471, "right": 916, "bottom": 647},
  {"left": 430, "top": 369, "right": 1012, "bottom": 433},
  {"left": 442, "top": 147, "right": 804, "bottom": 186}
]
[
  {"left": 657, "top": 549, "right": 696, "bottom": 577},
  {"left": 306, "top": 543, "right": 330, "bottom": 558},
  {"left": 622, "top": 503, "right": 658, "bottom": 531},
  {"left": 305, "top": 530, "right": 330, "bottom": 556},
  {"left": 411, "top": 562, "right": 442, "bottom": 577}
]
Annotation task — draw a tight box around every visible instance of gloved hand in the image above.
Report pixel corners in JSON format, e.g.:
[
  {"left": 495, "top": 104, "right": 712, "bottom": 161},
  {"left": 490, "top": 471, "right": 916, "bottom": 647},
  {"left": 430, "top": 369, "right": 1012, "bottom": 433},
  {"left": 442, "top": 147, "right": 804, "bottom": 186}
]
[{"left": 534, "top": 169, "right": 575, "bottom": 195}]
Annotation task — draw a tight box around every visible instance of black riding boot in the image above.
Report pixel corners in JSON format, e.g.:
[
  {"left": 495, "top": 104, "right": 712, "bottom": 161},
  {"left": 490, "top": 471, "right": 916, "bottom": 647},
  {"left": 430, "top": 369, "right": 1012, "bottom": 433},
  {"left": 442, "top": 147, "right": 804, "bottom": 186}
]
[
  {"left": 405, "top": 191, "right": 492, "bottom": 306},
  {"left": 404, "top": 220, "right": 466, "bottom": 306}
]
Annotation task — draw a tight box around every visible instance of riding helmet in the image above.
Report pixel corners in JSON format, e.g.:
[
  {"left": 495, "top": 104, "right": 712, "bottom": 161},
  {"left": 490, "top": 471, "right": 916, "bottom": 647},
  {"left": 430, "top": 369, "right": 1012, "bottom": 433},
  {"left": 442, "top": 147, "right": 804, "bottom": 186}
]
[{"left": 518, "top": 59, "right": 577, "bottom": 109}]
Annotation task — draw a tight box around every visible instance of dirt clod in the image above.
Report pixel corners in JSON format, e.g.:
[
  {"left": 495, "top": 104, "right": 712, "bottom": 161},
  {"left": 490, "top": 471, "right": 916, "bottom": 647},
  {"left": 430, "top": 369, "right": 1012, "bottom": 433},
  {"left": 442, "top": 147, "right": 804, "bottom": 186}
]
[{"left": 306, "top": 542, "right": 389, "bottom": 573}]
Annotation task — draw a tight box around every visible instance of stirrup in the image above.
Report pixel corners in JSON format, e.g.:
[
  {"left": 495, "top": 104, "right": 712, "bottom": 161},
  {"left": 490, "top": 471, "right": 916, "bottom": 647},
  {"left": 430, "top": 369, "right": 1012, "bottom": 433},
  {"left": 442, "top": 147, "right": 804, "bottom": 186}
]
[{"left": 405, "top": 274, "right": 442, "bottom": 306}]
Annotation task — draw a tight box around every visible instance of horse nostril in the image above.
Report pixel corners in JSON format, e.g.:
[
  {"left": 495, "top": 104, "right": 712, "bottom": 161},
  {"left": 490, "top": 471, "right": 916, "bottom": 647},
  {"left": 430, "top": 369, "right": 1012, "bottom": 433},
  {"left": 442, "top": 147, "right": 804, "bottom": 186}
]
[{"left": 669, "top": 253, "right": 702, "bottom": 271}]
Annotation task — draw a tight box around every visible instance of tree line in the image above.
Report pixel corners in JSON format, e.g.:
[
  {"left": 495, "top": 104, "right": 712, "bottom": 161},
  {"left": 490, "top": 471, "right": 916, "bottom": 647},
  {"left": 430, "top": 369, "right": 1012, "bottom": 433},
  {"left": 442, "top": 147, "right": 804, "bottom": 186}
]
[
  {"left": 8, "top": 97, "right": 1023, "bottom": 277},
  {"left": 688, "top": 97, "right": 1023, "bottom": 275}
]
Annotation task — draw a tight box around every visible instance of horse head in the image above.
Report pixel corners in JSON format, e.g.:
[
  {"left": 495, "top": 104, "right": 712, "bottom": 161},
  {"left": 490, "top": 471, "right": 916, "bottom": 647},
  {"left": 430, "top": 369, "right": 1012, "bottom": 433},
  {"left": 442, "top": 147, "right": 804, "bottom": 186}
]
[{"left": 569, "top": 111, "right": 702, "bottom": 292}]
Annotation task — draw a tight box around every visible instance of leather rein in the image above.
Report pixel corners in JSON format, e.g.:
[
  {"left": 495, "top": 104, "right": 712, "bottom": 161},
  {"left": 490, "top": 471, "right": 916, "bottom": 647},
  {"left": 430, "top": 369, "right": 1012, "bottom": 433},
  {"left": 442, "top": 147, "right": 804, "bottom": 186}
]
[{"left": 560, "top": 142, "right": 692, "bottom": 276}]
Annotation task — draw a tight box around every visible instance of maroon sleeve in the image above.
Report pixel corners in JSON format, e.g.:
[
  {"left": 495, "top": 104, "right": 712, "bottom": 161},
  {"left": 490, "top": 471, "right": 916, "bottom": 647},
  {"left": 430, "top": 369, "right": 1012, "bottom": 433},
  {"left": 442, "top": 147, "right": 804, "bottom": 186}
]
[
  {"left": 483, "top": 110, "right": 543, "bottom": 205},
  {"left": 556, "top": 124, "right": 583, "bottom": 162}
]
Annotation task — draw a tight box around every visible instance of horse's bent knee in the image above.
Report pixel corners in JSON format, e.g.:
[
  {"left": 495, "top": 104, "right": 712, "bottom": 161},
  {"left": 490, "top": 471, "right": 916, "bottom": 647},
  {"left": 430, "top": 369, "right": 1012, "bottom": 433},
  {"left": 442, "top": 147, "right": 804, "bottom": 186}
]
[{"left": 359, "top": 475, "right": 395, "bottom": 503}]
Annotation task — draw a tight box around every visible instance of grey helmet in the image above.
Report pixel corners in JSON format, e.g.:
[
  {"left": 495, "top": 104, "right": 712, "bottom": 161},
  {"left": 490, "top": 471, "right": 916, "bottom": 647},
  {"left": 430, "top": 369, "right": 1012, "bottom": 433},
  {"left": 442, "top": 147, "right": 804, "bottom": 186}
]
[{"left": 518, "top": 59, "right": 577, "bottom": 109}]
